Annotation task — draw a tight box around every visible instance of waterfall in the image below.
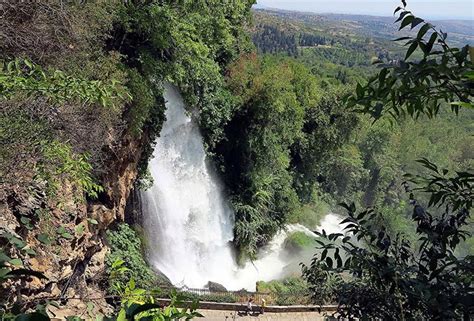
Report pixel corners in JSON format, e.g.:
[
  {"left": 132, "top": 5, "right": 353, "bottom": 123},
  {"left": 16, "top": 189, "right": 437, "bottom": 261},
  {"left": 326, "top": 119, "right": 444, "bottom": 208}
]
[
  {"left": 141, "top": 83, "right": 237, "bottom": 289},
  {"left": 142, "top": 83, "right": 344, "bottom": 291}
]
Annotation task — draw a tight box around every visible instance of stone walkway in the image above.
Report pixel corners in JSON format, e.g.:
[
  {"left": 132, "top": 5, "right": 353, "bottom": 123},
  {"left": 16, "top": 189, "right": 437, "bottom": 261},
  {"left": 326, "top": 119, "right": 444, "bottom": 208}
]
[{"left": 197, "top": 310, "right": 328, "bottom": 320}]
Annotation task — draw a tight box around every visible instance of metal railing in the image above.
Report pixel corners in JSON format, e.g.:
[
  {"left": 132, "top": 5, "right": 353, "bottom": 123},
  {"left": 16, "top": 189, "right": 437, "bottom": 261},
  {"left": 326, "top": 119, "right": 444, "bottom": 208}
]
[{"left": 154, "top": 285, "right": 312, "bottom": 306}]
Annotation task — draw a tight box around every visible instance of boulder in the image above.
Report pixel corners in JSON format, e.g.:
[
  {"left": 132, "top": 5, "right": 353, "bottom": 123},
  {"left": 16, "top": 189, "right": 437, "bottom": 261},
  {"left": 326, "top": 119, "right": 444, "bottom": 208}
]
[
  {"left": 207, "top": 281, "right": 227, "bottom": 292},
  {"left": 155, "top": 270, "right": 173, "bottom": 287}
]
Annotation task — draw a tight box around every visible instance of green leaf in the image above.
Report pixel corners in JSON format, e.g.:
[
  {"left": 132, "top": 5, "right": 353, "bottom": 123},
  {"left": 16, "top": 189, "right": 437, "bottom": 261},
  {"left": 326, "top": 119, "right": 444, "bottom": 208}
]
[
  {"left": 378, "top": 68, "right": 388, "bottom": 84},
  {"left": 411, "top": 17, "right": 424, "bottom": 29},
  {"left": 405, "top": 42, "right": 418, "bottom": 60},
  {"left": 0, "top": 268, "right": 10, "bottom": 278},
  {"left": 11, "top": 238, "right": 26, "bottom": 249},
  {"left": 112, "top": 259, "right": 125, "bottom": 269},
  {"left": 321, "top": 249, "right": 328, "bottom": 260},
  {"left": 417, "top": 24, "right": 431, "bottom": 40},
  {"left": 451, "top": 102, "right": 473, "bottom": 109},
  {"left": 336, "top": 256, "right": 343, "bottom": 269},
  {"left": 75, "top": 224, "right": 85, "bottom": 235},
  {"left": 9, "top": 258, "right": 23, "bottom": 266},
  {"left": 20, "top": 216, "right": 31, "bottom": 225},
  {"left": 7, "top": 61, "right": 14, "bottom": 73},
  {"left": 24, "top": 59, "right": 33, "bottom": 69},
  {"left": 61, "top": 232, "right": 73, "bottom": 240},
  {"left": 127, "top": 304, "right": 162, "bottom": 319},
  {"left": 394, "top": 37, "right": 411, "bottom": 42},
  {"left": 399, "top": 15, "right": 414, "bottom": 30},
  {"left": 395, "top": 11, "right": 410, "bottom": 23},
  {"left": 0, "top": 252, "right": 11, "bottom": 263},
  {"left": 117, "top": 309, "right": 126, "bottom": 321},
  {"left": 427, "top": 32, "right": 438, "bottom": 52},
  {"left": 37, "top": 233, "right": 51, "bottom": 245},
  {"left": 24, "top": 248, "right": 36, "bottom": 256},
  {"left": 356, "top": 83, "right": 364, "bottom": 98},
  {"left": 325, "top": 257, "right": 333, "bottom": 268},
  {"left": 419, "top": 42, "right": 429, "bottom": 56},
  {"left": 88, "top": 218, "right": 99, "bottom": 225},
  {"left": 463, "top": 70, "right": 474, "bottom": 79}
]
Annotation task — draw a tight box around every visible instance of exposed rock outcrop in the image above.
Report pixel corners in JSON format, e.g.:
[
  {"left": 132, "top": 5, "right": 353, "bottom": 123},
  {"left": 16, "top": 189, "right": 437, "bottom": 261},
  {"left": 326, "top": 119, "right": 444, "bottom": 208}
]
[
  {"left": 207, "top": 281, "right": 228, "bottom": 292},
  {"left": 0, "top": 131, "right": 146, "bottom": 316}
]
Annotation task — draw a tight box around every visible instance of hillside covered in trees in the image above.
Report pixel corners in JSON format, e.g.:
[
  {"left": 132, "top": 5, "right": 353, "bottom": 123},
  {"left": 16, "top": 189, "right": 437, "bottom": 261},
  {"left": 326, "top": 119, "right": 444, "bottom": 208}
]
[
  {"left": 246, "top": 8, "right": 473, "bottom": 255},
  {"left": 1, "top": 1, "right": 472, "bottom": 320}
]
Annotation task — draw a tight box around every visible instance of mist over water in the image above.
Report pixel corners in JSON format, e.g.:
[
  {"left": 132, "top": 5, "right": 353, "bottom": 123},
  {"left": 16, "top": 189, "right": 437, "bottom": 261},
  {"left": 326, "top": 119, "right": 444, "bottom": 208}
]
[{"left": 142, "top": 83, "right": 344, "bottom": 291}]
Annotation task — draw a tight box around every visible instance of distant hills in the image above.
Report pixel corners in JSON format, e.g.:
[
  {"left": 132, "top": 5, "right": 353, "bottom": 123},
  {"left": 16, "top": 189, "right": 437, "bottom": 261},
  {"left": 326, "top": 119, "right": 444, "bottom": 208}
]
[{"left": 253, "top": 8, "right": 474, "bottom": 46}]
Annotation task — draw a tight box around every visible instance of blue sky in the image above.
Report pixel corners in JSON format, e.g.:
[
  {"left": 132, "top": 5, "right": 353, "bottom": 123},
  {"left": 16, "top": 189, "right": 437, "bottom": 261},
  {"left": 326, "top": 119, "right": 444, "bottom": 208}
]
[{"left": 255, "top": 0, "right": 474, "bottom": 20}]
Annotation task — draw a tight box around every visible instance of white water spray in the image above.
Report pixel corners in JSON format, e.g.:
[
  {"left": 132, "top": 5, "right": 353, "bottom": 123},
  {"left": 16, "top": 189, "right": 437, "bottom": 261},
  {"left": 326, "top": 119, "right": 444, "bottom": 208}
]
[{"left": 142, "top": 84, "right": 344, "bottom": 290}]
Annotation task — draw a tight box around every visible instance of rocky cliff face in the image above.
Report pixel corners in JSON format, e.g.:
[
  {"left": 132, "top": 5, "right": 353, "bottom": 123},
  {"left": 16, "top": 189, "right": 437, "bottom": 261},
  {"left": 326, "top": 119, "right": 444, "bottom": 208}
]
[
  {"left": 0, "top": 129, "right": 146, "bottom": 316},
  {"left": 0, "top": 3, "right": 152, "bottom": 316},
  {"left": 89, "top": 133, "right": 145, "bottom": 227}
]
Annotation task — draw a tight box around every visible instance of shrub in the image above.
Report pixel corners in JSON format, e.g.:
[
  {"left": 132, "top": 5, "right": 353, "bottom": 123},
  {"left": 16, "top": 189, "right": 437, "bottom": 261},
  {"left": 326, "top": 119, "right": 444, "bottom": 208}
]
[
  {"left": 303, "top": 162, "right": 473, "bottom": 320},
  {"left": 256, "top": 277, "right": 311, "bottom": 305},
  {"left": 39, "top": 140, "right": 104, "bottom": 199},
  {"left": 287, "top": 193, "right": 330, "bottom": 229},
  {"left": 126, "top": 69, "right": 157, "bottom": 136},
  {"left": 171, "top": 291, "right": 237, "bottom": 304},
  {"left": 284, "top": 232, "right": 317, "bottom": 253},
  {"left": 105, "top": 223, "right": 159, "bottom": 290}
]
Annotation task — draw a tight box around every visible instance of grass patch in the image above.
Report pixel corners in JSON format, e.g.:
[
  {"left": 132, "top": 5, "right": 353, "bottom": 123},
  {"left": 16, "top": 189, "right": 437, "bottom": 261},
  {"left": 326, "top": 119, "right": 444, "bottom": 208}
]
[{"left": 284, "top": 231, "right": 317, "bottom": 253}]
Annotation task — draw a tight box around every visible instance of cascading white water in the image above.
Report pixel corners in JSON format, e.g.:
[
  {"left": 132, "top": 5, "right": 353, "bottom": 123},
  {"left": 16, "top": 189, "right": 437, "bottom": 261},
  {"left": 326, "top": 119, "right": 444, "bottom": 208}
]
[
  {"left": 141, "top": 83, "right": 237, "bottom": 288},
  {"left": 142, "top": 83, "right": 344, "bottom": 290}
]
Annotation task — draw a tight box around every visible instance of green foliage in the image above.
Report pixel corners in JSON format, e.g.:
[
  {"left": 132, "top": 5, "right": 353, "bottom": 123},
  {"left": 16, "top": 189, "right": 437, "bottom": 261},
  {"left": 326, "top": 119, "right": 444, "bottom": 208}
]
[
  {"left": 126, "top": 69, "right": 158, "bottom": 136},
  {"left": 304, "top": 108, "right": 473, "bottom": 215},
  {"left": 302, "top": 162, "right": 473, "bottom": 320},
  {"left": 291, "top": 86, "right": 359, "bottom": 202},
  {"left": 135, "top": 168, "right": 154, "bottom": 191},
  {"left": 1, "top": 111, "right": 108, "bottom": 202},
  {"left": 0, "top": 58, "right": 129, "bottom": 108},
  {"left": 170, "top": 291, "right": 237, "bottom": 304},
  {"left": 110, "top": 0, "right": 257, "bottom": 182},
  {"left": 107, "top": 260, "right": 202, "bottom": 320},
  {"left": 56, "top": 225, "right": 73, "bottom": 240},
  {"left": 222, "top": 54, "right": 320, "bottom": 256},
  {"left": 287, "top": 195, "right": 329, "bottom": 229},
  {"left": 118, "top": 292, "right": 202, "bottom": 321},
  {"left": 113, "top": 0, "right": 255, "bottom": 147},
  {"left": 0, "top": 112, "right": 48, "bottom": 182},
  {"left": 2, "top": 3, "right": 472, "bottom": 320},
  {"left": 284, "top": 232, "right": 317, "bottom": 253},
  {"left": 348, "top": 5, "right": 473, "bottom": 119},
  {"left": 256, "top": 277, "right": 310, "bottom": 305},
  {"left": 252, "top": 24, "right": 299, "bottom": 57},
  {"left": 106, "top": 224, "right": 159, "bottom": 290},
  {"left": 248, "top": 9, "right": 473, "bottom": 235},
  {"left": 39, "top": 140, "right": 104, "bottom": 199}
]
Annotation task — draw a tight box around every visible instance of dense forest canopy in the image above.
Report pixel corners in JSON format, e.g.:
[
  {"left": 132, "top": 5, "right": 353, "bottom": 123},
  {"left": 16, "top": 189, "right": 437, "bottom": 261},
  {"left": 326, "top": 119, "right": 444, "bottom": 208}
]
[{"left": 0, "top": 0, "right": 472, "bottom": 320}]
